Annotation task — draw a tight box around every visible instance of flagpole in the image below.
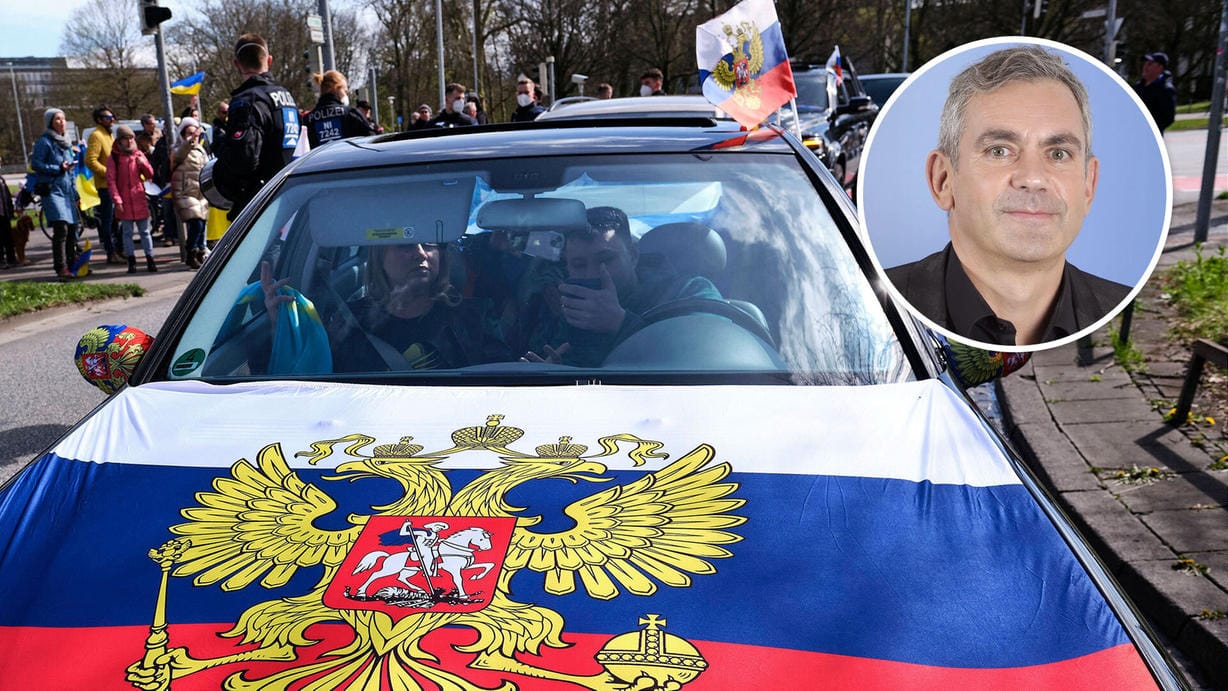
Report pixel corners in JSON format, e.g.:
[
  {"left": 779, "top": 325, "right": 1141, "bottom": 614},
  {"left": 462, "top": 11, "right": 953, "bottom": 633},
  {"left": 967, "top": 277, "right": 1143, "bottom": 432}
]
[{"left": 789, "top": 98, "right": 801, "bottom": 139}]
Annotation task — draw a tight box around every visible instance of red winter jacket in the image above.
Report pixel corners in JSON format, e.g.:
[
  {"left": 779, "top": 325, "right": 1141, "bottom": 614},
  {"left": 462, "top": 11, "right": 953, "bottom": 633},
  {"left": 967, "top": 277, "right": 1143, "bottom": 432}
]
[{"left": 105, "top": 148, "right": 154, "bottom": 221}]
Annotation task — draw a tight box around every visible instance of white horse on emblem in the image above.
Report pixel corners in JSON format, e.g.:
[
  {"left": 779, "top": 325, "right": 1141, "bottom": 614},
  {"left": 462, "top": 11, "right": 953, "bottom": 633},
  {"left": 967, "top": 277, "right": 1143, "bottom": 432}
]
[{"left": 353, "top": 526, "right": 496, "bottom": 599}]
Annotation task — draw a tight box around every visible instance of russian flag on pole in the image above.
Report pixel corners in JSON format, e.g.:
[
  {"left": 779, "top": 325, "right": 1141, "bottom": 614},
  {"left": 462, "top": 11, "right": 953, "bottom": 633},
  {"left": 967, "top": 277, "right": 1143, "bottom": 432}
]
[
  {"left": 170, "top": 71, "right": 206, "bottom": 96},
  {"left": 827, "top": 45, "right": 844, "bottom": 86},
  {"left": 696, "top": 0, "right": 796, "bottom": 129}
]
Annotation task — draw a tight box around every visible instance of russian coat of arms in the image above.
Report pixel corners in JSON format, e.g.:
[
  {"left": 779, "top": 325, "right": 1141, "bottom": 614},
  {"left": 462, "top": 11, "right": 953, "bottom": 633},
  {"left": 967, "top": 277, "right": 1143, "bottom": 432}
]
[{"left": 125, "top": 415, "right": 745, "bottom": 690}]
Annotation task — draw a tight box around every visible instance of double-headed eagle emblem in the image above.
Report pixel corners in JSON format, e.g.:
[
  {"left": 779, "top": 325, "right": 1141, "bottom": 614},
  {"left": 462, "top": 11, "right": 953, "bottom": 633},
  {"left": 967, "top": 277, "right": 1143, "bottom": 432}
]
[
  {"left": 126, "top": 415, "right": 745, "bottom": 690},
  {"left": 711, "top": 21, "right": 765, "bottom": 110}
]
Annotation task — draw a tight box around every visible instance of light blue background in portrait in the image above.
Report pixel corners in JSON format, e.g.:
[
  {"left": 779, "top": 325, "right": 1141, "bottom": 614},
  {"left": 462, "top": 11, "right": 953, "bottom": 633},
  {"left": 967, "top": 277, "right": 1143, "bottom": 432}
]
[{"left": 859, "top": 38, "right": 1170, "bottom": 288}]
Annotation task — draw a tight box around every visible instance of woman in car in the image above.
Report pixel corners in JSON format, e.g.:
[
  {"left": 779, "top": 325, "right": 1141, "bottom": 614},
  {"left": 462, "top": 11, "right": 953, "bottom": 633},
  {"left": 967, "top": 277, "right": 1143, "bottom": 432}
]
[{"left": 262, "top": 241, "right": 511, "bottom": 373}]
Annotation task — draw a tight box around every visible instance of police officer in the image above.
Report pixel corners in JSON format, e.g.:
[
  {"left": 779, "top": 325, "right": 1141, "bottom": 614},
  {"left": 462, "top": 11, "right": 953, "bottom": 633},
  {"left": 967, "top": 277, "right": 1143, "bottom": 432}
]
[
  {"left": 213, "top": 33, "right": 301, "bottom": 219},
  {"left": 305, "top": 70, "right": 377, "bottom": 147}
]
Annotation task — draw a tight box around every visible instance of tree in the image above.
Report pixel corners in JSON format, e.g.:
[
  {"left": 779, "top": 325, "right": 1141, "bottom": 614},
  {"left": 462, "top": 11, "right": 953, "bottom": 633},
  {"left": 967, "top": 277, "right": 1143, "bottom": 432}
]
[{"left": 57, "top": 0, "right": 161, "bottom": 122}]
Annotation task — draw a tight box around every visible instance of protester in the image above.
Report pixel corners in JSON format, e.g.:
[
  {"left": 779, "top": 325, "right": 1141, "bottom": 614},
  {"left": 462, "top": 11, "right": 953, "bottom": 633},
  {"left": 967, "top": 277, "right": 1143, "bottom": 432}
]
[
  {"left": 172, "top": 117, "right": 210, "bottom": 270},
  {"left": 466, "top": 94, "right": 489, "bottom": 124},
  {"left": 355, "top": 99, "right": 384, "bottom": 133},
  {"left": 85, "top": 105, "right": 121, "bottom": 263},
  {"left": 1135, "top": 52, "right": 1177, "bottom": 134},
  {"left": 640, "top": 68, "right": 666, "bottom": 96},
  {"left": 211, "top": 100, "right": 229, "bottom": 154},
  {"left": 412, "top": 104, "right": 434, "bottom": 129},
  {"left": 306, "top": 70, "right": 378, "bottom": 147},
  {"left": 105, "top": 125, "right": 158, "bottom": 273},
  {"left": 0, "top": 157, "right": 17, "bottom": 269},
  {"left": 140, "top": 113, "right": 176, "bottom": 246},
  {"left": 510, "top": 78, "right": 546, "bottom": 122},
  {"left": 32, "top": 108, "right": 80, "bottom": 280},
  {"left": 429, "top": 84, "right": 476, "bottom": 127},
  {"left": 213, "top": 33, "right": 300, "bottom": 219}
]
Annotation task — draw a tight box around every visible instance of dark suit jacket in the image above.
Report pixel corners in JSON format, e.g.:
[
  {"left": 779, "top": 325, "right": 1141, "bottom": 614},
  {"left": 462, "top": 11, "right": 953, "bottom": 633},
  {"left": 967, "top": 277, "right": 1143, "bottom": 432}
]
[{"left": 886, "top": 245, "right": 1132, "bottom": 342}]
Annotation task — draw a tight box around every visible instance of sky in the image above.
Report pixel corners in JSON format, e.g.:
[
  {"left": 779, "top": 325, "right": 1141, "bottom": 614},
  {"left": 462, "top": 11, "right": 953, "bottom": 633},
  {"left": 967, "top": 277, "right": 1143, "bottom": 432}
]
[{"left": 0, "top": 0, "right": 188, "bottom": 58}]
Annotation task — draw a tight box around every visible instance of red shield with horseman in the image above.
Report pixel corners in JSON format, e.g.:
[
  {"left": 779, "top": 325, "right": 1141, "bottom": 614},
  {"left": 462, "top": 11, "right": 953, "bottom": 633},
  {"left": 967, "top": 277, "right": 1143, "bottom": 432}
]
[{"left": 324, "top": 515, "right": 515, "bottom": 620}]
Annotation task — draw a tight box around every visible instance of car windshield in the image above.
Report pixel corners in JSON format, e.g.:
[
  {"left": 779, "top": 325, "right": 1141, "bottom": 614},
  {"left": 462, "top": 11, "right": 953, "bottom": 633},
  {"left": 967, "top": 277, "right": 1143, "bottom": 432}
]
[
  {"left": 792, "top": 71, "right": 830, "bottom": 111},
  {"left": 863, "top": 75, "right": 907, "bottom": 108},
  {"left": 168, "top": 152, "right": 910, "bottom": 385}
]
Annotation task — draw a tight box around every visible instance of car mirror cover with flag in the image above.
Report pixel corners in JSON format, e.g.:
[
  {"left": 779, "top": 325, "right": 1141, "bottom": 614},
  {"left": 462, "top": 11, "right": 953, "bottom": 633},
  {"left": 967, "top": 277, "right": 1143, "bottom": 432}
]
[{"left": 696, "top": 0, "right": 797, "bottom": 129}]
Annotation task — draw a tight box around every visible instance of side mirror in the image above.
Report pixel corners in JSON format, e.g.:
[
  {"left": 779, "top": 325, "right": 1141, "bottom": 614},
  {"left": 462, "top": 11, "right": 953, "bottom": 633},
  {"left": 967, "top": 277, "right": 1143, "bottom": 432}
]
[
  {"left": 938, "top": 335, "right": 1030, "bottom": 388},
  {"left": 75, "top": 325, "right": 153, "bottom": 394}
]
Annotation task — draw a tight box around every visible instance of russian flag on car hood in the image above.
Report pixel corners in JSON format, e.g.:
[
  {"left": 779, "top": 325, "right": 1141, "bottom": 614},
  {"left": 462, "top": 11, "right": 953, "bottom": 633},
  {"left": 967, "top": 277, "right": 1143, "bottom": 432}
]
[
  {"left": 0, "top": 380, "right": 1155, "bottom": 689},
  {"left": 696, "top": 0, "right": 797, "bottom": 129}
]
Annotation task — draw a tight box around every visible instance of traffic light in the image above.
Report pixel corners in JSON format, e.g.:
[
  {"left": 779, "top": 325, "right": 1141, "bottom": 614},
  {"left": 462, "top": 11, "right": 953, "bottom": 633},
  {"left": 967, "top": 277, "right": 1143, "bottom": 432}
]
[{"left": 139, "top": 0, "right": 172, "bottom": 35}]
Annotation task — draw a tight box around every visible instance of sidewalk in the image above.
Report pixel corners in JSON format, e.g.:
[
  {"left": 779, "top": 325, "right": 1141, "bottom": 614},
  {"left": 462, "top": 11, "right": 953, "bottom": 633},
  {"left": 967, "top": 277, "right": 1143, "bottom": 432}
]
[{"left": 1000, "top": 200, "right": 1228, "bottom": 688}]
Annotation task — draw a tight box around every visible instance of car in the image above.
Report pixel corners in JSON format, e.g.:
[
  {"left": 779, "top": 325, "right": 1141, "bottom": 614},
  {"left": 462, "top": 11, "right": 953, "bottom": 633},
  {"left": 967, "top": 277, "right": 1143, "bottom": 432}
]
[
  {"left": 0, "top": 118, "right": 1184, "bottom": 688},
  {"left": 860, "top": 72, "right": 911, "bottom": 110},
  {"left": 780, "top": 59, "right": 878, "bottom": 191},
  {"left": 537, "top": 94, "right": 735, "bottom": 122}
]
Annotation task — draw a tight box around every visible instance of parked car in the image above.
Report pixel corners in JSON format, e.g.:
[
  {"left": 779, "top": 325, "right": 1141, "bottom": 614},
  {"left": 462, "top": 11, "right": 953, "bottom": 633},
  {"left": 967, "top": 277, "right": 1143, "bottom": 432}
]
[
  {"left": 0, "top": 118, "right": 1183, "bottom": 689},
  {"left": 860, "top": 72, "right": 911, "bottom": 110},
  {"left": 537, "top": 94, "right": 734, "bottom": 121},
  {"left": 780, "top": 59, "right": 878, "bottom": 191}
]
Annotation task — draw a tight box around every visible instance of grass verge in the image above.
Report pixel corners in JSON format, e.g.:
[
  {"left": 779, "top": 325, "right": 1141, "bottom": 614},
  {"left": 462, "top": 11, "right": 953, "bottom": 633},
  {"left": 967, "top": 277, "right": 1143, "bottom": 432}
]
[
  {"left": 1167, "top": 117, "right": 1228, "bottom": 132},
  {"left": 1163, "top": 244, "right": 1228, "bottom": 344},
  {"left": 0, "top": 281, "right": 145, "bottom": 319},
  {"left": 1176, "top": 101, "right": 1211, "bottom": 114}
]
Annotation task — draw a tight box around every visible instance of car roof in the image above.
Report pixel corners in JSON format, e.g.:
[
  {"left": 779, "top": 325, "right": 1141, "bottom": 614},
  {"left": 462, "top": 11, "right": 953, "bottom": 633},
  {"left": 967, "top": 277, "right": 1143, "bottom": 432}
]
[
  {"left": 535, "top": 95, "right": 734, "bottom": 122},
  {"left": 289, "top": 120, "right": 787, "bottom": 175}
]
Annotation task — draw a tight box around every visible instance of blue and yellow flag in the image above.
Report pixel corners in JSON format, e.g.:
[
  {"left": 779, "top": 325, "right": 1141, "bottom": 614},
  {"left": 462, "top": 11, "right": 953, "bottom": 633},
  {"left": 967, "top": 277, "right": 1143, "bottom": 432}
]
[{"left": 170, "top": 71, "right": 206, "bottom": 96}]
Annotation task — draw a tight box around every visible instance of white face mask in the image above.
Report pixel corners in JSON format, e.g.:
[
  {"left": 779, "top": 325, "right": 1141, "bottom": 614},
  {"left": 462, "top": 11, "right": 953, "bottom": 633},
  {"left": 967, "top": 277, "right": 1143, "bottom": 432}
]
[
  {"left": 453, "top": 98, "right": 466, "bottom": 114},
  {"left": 640, "top": 84, "right": 654, "bottom": 97},
  {"left": 340, "top": 94, "right": 350, "bottom": 106},
  {"left": 516, "top": 93, "right": 533, "bottom": 108}
]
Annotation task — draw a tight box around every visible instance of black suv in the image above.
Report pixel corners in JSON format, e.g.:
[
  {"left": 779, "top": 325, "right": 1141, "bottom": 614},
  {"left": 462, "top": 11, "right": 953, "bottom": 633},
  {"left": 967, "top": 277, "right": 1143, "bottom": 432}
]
[{"left": 783, "top": 58, "right": 878, "bottom": 191}]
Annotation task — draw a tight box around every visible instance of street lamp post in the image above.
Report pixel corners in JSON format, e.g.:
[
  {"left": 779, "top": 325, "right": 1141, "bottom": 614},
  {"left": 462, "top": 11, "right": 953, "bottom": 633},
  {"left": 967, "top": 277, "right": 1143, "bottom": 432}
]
[{"left": 8, "top": 62, "right": 29, "bottom": 168}]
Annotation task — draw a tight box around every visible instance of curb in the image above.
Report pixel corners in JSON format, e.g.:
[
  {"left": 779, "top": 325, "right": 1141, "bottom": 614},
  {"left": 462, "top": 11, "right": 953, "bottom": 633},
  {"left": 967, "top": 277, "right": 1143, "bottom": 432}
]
[{"left": 1001, "top": 344, "right": 1228, "bottom": 689}]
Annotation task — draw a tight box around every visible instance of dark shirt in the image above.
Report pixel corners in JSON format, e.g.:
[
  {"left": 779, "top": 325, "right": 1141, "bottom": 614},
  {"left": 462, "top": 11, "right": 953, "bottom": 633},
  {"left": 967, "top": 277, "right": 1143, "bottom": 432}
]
[
  {"left": 886, "top": 243, "right": 1132, "bottom": 346},
  {"left": 1134, "top": 71, "right": 1177, "bottom": 133},
  {"left": 558, "top": 272, "right": 722, "bottom": 367},
  {"left": 331, "top": 296, "right": 511, "bottom": 371},
  {"left": 429, "top": 111, "right": 476, "bottom": 128},
  {"left": 214, "top": 72, "right": 300, "bottom": 218},
  {"left": 510, "top": 104, "right": 545, "bottom": 122},
  {"left": 306, "top": 92, "right": 378, "bottom": 147}
]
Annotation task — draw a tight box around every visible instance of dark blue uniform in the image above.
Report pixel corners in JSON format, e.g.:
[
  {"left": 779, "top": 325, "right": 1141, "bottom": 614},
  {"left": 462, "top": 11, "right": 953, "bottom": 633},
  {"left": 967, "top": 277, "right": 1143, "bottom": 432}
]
[
  {"left": 306, "top": 92, "right": 377, "bottom": 148},
  {"left": 213, "top": 73, "right": 300, "bottom": 218}
]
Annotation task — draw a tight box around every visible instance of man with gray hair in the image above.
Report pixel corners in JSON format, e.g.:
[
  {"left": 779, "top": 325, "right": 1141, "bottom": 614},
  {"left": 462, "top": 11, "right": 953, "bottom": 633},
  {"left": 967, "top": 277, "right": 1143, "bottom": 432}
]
[{"left": 887, "top": 45, "right": 1130, "bottom": 347}]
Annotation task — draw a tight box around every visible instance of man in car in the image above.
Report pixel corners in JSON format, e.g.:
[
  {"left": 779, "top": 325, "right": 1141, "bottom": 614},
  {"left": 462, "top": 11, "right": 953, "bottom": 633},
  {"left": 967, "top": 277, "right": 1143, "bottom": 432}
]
[
  {"left": 527, "top": 206, "right": 720, "bottom": 366},
  {"left": 886, "top": 45, "right": 1129, "bottom": 347},
  {"left": 213, "top": 33, "right": 300, "bottom": 219}
]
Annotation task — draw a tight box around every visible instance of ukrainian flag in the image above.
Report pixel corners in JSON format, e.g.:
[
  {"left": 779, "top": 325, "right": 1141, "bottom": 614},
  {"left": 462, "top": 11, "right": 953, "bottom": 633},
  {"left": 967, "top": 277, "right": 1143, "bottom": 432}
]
[{"left": 170, "top": 71, "right": 206, "bottom": 96}]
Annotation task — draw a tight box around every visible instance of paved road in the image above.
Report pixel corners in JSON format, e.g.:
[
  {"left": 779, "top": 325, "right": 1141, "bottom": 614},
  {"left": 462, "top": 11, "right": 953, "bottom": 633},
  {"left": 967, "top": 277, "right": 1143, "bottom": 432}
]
[{"left": 0, "top": 291, "right": 180, "bottom": 488}]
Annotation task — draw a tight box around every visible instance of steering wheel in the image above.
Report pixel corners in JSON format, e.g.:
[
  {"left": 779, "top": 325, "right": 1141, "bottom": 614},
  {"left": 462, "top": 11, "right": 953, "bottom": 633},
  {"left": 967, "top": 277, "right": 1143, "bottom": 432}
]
[{"left": 639, "top": 298, "right": 775, "bottom": 346}]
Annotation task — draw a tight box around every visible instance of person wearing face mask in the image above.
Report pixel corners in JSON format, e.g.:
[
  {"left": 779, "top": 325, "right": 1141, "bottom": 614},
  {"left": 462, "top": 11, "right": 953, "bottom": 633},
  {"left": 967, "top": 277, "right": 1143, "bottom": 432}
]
[
  {"left": 639, "top": 68, "right": 666, "bottom": 96},
  {"left": 105, "top": 125, "right": 158, "bottom": 273},
  {"left": 306, "top": 70, "right": 377, "bottom": 148},
  {"left": 429, "top": 83, "right": 476, "bottom": 128},
  {"left": 510, "top": 78, "right": 545, "bottom": 122}
]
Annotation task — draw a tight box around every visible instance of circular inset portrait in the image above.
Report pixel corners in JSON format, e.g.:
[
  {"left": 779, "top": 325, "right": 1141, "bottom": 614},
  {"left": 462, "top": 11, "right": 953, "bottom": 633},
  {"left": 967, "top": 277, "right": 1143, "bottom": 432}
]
[{"left": 859, "top": 37, "right": 1171, "bottom": 352}]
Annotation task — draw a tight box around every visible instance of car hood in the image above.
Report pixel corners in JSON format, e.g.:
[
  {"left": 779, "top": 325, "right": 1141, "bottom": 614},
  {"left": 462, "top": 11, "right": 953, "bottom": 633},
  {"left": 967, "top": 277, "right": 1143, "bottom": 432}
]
[{"left": 0, "top": 379, "right": 1152, "bottom": 686}]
